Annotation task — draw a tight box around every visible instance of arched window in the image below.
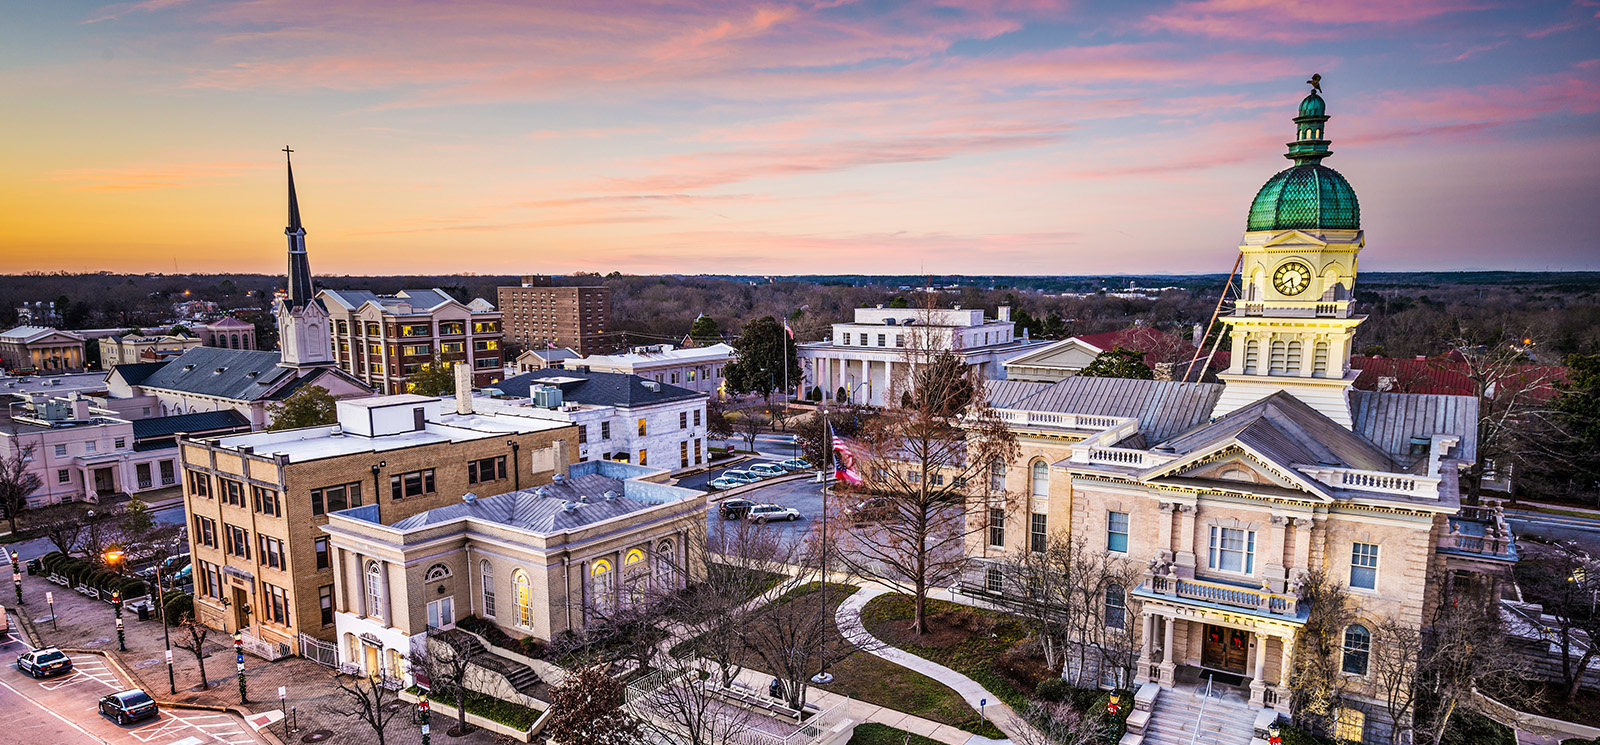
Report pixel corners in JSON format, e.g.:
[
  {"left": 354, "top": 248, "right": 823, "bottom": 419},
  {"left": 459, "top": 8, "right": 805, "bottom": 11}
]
[
  {"left": 365, "top": 562, "right": 383, "bottom": 619},
  {"left": 1030, "top": 460, "right": 1048, "bottom": 498},
  {"left": 592, "top": 559, "right": 614, "bottom": 613},
  {"left": 481, "top": 560, "right": 496, "bottom": 619},
  {"left": 1342, "top": 624, "right": 1370, "bottom": 675},
  {"left": 512, "top": 570, "right": 532, "bottom": 628},
  {"left": 654, "top": 540, "right": 676, "bottom": 591},
  {"left": 241, "top": 335, "right": 250, "bottom": 350},
  {"left": 230, "top": 334, "right": 239, "bottom": 349},
  {"left": 424, "top": 563, "right": 452, "bottom": 581}
]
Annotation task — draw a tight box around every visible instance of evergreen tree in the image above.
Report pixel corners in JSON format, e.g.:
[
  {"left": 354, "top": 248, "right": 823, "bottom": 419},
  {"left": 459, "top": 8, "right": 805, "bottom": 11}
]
[
  {"left": 1078, "top": 346, "right": 1154, "bottom": 380},
  {"left": 723, "top": 315, "right": 801, "bottom": 401},
  {"left": 407, "top": 358, "right": 457, "bottom": 396},
  {"left": 267, "top": 385, "right": 338, "bottom": 431},
  {"left": 688, "top": 314, "right": 721, "bottom": 344}
]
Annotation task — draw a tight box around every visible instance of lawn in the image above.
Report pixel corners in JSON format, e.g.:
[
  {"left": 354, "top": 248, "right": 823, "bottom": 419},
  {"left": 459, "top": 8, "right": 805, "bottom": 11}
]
[
  {"left": 847, "top": 722, "right": 944, "bottom": 745},
  {"left": 694, "top": 581, "right": 1004, "bottom": 738},
  {"left": 859, "top": 592, "right": 1048, "bottom": 712}
]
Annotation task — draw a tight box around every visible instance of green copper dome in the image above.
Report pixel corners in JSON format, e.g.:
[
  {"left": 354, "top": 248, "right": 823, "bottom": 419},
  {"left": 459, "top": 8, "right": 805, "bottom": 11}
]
[
  {"left": 1245, "top": 86, "right": 1360, "bottom": 231},
  {"left": 1247, "top": 164, "right": 1360, "bottom": 231}
]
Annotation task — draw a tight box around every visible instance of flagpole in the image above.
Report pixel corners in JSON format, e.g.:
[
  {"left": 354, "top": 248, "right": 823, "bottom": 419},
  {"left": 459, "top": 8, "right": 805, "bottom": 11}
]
[{"left": 813, "top": 418, "right": 834, "bottom": 685}]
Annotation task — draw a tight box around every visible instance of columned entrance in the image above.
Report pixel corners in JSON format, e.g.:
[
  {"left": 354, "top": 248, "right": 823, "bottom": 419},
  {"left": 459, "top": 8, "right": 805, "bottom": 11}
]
[{"left": 1201, "top": 624, "right": 1250, "bottom": 674}]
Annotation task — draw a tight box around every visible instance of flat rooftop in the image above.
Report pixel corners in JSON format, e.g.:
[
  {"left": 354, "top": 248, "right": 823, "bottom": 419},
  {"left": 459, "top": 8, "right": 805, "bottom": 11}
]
[{"left": 205, "top": 407, "right": 571, "bottom": 463}]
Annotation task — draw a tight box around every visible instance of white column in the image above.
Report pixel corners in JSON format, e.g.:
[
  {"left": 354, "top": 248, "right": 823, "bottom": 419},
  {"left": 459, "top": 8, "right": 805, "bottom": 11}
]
[
  {"left": 378, "top": 560, "right": 393, "bottom": 627},
  {"left": 1250, "top": 631, "right": 1270, "bottom": 706},
  {"left": 1158, "top": 615, "right": 1177, "bottom": 686}
]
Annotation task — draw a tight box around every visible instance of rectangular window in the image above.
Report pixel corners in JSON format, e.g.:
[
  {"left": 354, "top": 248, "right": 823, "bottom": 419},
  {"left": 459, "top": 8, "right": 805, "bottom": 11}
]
[
  {"left": 187, "top": 470, "right": 211, "bottom": 498},
  {"left": 1209, "top": 526, "right": 1256, "bottom": 574},
  {"left": 1350, "top": 543, "right": 1379, "bottom": 590},
  {"left": 1334, "top": 709, "right": 1365, "bottom": 742},
  {"left": 114, "top": 438, "right": 126, "bottom": 449},
  {"left": 896, "top": 334, "right": 904, "bottom": 347},
  {"left": 473, "top": 320, "right": 499, "bottom": 334},
  {"left": 475, "top": 356, "right": 497, "bottom": 369},
  {"left": 399, "top": 324, "right": 430, "bottom": 337},
  {"left": 638, "top": 418, "right": 647, "bottom": 437},
  {"left": 639, "top": 449, "right": 648, "bottom": 466},
  {"left": 988, "top": 508, "right": 1005, "bottom": 548},
  {"left": 84, "top": 441, "right": 96, "bottom": 454},
  {"left": 251, "top": 486, "right": 281, "bottom": 517},
  {"left": 314, "top": 536, "right": 330, "bottom": 570},
  {"left": 1031, "top": 514, "right": 1047, "bottom": 553},
  {"left": 365, "top": 323, "right": 381, "bottom": 336},
  {"left": 986, "top": 567, "right": 1003, "bottom": 593},
  {"left": 319, "top": 585, "right": 334, "bottom": 626},
  {"left": 578, "top": 425, "right": 588, "bottom": 444},
  {"left": 259, "top": 535, "right": 285, "bottom": 570},
  {"left": 367, "top": 342, "right": 382, "bottom": 355},
  {"left": 601, "top": 421, "right": 611, "bottom": 440},
  {"left": 473, "top": 339, "right": 499, "bottom": 352},
  {"left": 440, "top": 341, "right": 465, "bottom": 354},
  {"left": 680, "top": 440, "right": 689, "bottom": 468},
  {"left": 877, "top": 334, "right": 886, "bottom": 347},
  {"left": 1107, "top": 511, "right": 1129, "bottom": 553},
  {"left": 439, "top": 321, "right": 465, "bottom": 336},
  {"left": 261, "top": 582, "right": 291, "bottom": 626},
  {"left": 989, "top": 460, "right": 1005, "bottom": 492},
  {"left": 694, "top": 409, "right": 702, "bottom": 427},
  {"left": 694, "top": 438, "right": 702, "bottom": 465},
  {"left": 1105, "top": 586, "right": 1126, "bottom": 629},
  {"left": 401, "top": 344, "right": 431, "bottom": 356},
  {"left": 680, "top": 412, "right": 688, "bottom": 429},
  {"left": 310, "top": 482, "right": 361, "bottom": 516},
  {"left": 194, "top": 516, "right": 217, "bottom": 548},
  {"left": 224, "top": 524, "right": 250, "bottom": 559},
  {"left": 219, "top": 478, "right": 245, "bottom": 507},
  {"left": 390, "top": 469, "right": 435, "bottom": 499},
  {"left": 468, "top": 457, "right": 507, "bottom": 484},
  {"left": 199, "top": 560, "right": 223, "bottom": 599},
  {"left": 57, "top": 469, "right": 71, "bottom": 484}
]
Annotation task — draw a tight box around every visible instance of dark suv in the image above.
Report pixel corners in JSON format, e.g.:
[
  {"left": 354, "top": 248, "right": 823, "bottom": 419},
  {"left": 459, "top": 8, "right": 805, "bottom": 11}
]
[{"left": 718, "top": 499, "right": 755, "bottom": 520}]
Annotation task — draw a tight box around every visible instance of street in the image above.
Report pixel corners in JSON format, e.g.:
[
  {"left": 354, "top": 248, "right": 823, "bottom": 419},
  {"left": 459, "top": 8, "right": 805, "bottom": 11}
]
[
  {"left": 0, "top": 627, "right": 256, "bottom": 745},
  {"left": 1506, "top": 506, "right": 1600, "bottom": 556}
]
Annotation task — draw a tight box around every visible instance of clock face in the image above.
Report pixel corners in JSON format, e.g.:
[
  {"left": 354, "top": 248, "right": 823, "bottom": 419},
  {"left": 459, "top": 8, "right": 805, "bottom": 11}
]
[{"left": 1273, "top": 261, "right": 1312, "bottom": 296}]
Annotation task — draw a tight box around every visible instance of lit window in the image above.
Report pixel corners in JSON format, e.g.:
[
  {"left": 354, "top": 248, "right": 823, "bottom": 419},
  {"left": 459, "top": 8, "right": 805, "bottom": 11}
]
[{"left": 513, "top": 570, "right": 531, "bottom": 627}]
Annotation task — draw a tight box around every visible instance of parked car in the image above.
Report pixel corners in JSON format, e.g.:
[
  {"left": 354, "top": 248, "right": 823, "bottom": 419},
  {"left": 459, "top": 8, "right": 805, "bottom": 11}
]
[
  {"left": 707, "top": 477, "right": 746, "bottom": 491},
  {"left": 778, "top": 458, "right": 811, "bottom": 471},
  {"left": 99, "top": 688, "right": 159, "bottom": 725},
  {"left": 16, "top": 647, "right": 72, "bottom": 678},
  {"left": 749, "top": 463, "right": 788, "bottom": 477},
  {"left": 722, "top": 470, "right": 763, "bottom": 483},
  {"left": 746, "top": 504, "right": 802, "bottom": 523},
  {"left": 718, "top": 499, "right": 756, "bottom": 520},
  {"left": 843, "top": 497, "right": 894, "bottom": 522}
]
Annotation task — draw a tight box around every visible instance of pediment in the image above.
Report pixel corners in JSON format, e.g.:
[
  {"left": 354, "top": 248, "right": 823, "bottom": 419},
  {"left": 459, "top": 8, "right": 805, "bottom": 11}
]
[
  {"left": 1262, "top": 230, "right": 1328, "bottom": 249},
  {"left": 1142, "top": 444, "right": 1332, "bottom": 501},
  {"left": 1004, "top": 339, "right": 1102, "bottom": 370}
]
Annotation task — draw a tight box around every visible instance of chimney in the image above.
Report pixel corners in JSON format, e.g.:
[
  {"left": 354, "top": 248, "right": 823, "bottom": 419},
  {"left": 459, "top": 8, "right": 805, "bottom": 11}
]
[
  {"left": 454, "top": 363, "right": 473, "bottom": 415},
  {"left": 72, "top": 397, "right": 91, "bottom": 420},
  {"left": 1193, "top": 323, "right": 1203, "bottom": 347},
  {"left": 998, "top": 306, "right": 1011, "bottom": 322},
  {"left": 554, "top": 439, "right": 570, "bottom": 479}
]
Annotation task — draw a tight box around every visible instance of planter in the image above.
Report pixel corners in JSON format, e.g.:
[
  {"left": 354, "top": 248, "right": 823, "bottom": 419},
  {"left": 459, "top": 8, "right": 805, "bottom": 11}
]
[{"left": 399, "top": 689, "right": 532, "bottom": 743}]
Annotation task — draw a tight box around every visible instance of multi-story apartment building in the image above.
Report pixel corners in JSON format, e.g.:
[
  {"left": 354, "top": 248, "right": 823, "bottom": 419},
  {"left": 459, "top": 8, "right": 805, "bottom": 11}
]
[
  {"left": 487, "top": 369, "right": 709, "bottom": 469},
  {"left": 798, "top": 306, "right": 1050, "bottom": 406},
  {"left": 321, "top": 459, "right": 704, "bottom": 682},
  {"left": 178, "top": 387, "right": 577, "bottom": 654},
  {"left": 567, "top": 343, "right": 733, "bottom": 398},
  {"left": 320, "top": 288, "right": 504, "bottom": 393},
  {"left": 497, "top": 276, "right": 612, "bottom": 356},
  {"left": 963, "top": 87, "right": 1516, "bottom": 742}
]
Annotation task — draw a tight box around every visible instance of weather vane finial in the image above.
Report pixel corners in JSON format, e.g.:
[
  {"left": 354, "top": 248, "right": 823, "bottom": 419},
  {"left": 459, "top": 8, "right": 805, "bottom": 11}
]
[{"left": 1306, "top": 73, "right": 1322, "bottom": 94}]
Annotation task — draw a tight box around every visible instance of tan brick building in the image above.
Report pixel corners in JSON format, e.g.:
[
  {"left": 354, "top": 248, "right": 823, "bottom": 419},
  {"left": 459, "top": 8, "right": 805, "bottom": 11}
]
[
  {"left": 320, "top": 288, "right": 505, "bottom": 392},
  {"left": 179, "top": 392, "right": 577, "bottom": 654},
  {"left": 498, "top": 276, "right": 612, "bottom": 357}
]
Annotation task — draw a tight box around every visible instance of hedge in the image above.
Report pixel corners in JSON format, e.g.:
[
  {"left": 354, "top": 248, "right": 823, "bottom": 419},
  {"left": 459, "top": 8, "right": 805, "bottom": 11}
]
[{"left": 164, "top": 594, "right": 194, "bottom": 625}]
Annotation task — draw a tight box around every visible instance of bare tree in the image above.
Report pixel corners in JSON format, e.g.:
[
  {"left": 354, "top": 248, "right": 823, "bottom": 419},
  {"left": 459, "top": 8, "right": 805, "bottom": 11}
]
[
  {"left": 706, "top": 399, "right": 733, "bottom": 442},
  {"left": 173, "top": 613, "right": 211, "bottom": 690},
  {"left": 627, "top": 655, "right": 756, "bottom": 745},
  {"left": 547, "top": 665, "right": 644, "bottom": 745},
  {"left": 0, "top": 440, "right": 43, "bottom": 535},
  {"left": 671, "top": 518, "right": 788, "bottom": 687},
  {"left": 321, "top": 674, "right": 406, "bottom": 745},
  {"left": 1001, "top": 533, "right": 1077, "bottom": 672},
  {"left": 1448, "top": 334, "right": 1563, "bottom": 503},
  {"left": 25, "top": 501, "right": 90, "bottom": 554},
  {"left": 739, "top": 573, "right": 837, "bottom": 712},
  {"left": 1369, "top": 616, "right": 1423, "bottom": 745},
  {"left": 734, "top": 410, "right": 766, "bottom": 452},
  {"left": 1285, "top": 569, "right": 1356, "bottom": 737},
  {"left": 837, "top": 310, "right": 1018, "bottom": 635},
  {"left": 1414, "top": 578, "right": 1535, "bottom": 745},
  {"left": 1514, "top": 544, "right": 1599, "bottom": 705},
  {"left": 410, "top": 633, "right": 484, "bottom": 737}
]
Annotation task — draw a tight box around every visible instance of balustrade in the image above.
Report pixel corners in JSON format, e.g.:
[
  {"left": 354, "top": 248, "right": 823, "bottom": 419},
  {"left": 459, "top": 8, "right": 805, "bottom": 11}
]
[{"left": 1147, "top": 571, "right": 1298, "bottom": 616}]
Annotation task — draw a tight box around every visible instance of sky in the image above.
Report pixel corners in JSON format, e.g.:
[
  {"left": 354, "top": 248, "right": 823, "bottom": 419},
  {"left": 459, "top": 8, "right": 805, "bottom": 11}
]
[{"left": 2, "top": 0, "right": 1597, "bottom": 277}]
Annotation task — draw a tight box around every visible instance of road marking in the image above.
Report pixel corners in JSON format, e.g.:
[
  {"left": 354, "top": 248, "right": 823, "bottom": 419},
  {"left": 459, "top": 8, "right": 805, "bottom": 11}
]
[
  {"left": 129, "top": 708, "right": 254, "bottom": 744},
  {"left": 0, "top": 674, "right": 115, "bottom": 744},
  {"left": 243, "top": 710, "right": 282, "bottom": 730}
]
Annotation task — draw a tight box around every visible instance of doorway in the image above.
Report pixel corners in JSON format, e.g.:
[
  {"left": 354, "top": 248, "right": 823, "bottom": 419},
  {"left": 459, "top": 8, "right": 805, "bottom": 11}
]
[
  {"left": 232, "top": 587, "right": 250, "bottom": 630},
  {"left": 93, "top": 468, "right": 115, "bottom": 494},
  {"left": 1201, "top": 624, "right": 1249, "bottom": 673}
]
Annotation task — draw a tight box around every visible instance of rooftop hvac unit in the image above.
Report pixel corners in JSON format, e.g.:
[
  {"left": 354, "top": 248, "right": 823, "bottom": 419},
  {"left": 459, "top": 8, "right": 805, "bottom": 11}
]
[{"left": 530, "top": 384, "right": 563, "bottom": 408}]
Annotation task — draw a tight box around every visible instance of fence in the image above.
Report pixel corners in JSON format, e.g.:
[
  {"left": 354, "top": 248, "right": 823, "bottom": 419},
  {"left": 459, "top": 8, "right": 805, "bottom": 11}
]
[
  {"left": 300, "top": 633, "right": 338, "bottom": 669},
  {"left": 239, "top": 629, "right": 291, "bottom": 661}
]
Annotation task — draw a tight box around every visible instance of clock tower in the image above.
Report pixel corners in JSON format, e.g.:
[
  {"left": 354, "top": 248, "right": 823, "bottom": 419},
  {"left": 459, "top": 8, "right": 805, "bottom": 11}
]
[{"left": 1211, "top": 80, "right": 1365, "bottom": 426}]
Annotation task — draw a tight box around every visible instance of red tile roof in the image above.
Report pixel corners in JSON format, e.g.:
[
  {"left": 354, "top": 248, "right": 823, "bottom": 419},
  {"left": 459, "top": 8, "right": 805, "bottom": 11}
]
[{"left": 1351, "top": 354, "right": 1565, "bottom": 401}]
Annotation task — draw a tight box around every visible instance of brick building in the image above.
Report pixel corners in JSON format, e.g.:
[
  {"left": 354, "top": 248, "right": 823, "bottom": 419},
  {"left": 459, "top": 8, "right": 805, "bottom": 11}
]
[
  {"left": 179, "top": 385, "right": 577, "bottom": 654},
  {"left": 320, "top": 288, "right": 504, "bottom": 392},
  {"left": 497, "top": 276, "right": 611, "bottom": 356}
]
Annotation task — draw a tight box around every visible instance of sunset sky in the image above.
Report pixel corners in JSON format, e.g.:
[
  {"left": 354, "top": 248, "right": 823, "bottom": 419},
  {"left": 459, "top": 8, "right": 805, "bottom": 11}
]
[{"left": 3, "top": 1, "right": 1597, "bottom": 276}]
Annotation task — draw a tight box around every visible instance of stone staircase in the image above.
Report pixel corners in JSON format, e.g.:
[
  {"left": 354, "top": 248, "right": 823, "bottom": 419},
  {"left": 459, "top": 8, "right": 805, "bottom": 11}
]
[
  {"left": 434, "top": 629, "right": 544, "bottom": 699},
  {"left": 1139, "top": 687, "right": 1259, "bottom": 745}
]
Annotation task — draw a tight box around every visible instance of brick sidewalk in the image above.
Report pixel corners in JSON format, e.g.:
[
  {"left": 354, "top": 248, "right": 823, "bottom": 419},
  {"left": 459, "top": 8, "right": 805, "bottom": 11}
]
[{"left": 6, "top": 553, "right": 512, "bottom": 745}]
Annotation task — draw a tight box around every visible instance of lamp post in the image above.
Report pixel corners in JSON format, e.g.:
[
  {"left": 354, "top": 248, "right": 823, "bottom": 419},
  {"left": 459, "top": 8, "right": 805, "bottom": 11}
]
[
  {"left": 11, "top": 550, "right": 23, "bottom": 606},
  {"left": 105, "top": 549, "right": 126, "bottom": 652},
  {"left": 155, "top": 559, "right": 175, "bottom": 694},
  {"left": 235, "top": 632, "right": 248, "bottom": 703},
  {"left": 419, "top": 694, "right": 431, "bottom": 745}
]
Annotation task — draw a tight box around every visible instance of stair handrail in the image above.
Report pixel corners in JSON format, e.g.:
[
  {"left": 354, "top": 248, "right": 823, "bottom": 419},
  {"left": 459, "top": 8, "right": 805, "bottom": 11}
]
[{"left": 1188, "top": 673, "right": 1213, "bottom": 745}]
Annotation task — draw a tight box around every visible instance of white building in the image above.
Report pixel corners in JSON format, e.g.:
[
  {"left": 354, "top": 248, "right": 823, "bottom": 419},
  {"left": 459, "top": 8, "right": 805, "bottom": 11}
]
[
  {"left": 485, "top": 369, "right": 710, "bottom": 470},
  {"left": 564, "top": 343, "right": 732, "bottom": 397},
  {"left": 798, "top": 306, "right": 1051, "bottom": 406}
]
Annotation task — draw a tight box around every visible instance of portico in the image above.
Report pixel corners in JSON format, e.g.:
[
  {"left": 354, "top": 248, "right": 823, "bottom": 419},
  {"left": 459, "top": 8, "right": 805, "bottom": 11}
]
[{"left": 1134, "top": 574, "right": 1305, "bottom": 710}]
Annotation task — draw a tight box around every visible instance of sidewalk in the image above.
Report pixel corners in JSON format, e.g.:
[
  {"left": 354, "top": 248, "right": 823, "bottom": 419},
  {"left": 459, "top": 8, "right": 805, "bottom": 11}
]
[
  {"left": 5, "top": 551, "right": 500, "bottom": 745},
  {"left": 725, "top": 665, "right": 985, "bottom": 745},
  {"left": 836, "top": 585, "right": 1038, "bottom": 745}
]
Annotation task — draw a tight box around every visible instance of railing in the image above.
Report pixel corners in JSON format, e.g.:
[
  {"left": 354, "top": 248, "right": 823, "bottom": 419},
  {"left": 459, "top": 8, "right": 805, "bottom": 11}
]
[
  {"left": 239, "top": 629, "right": 291, "bottom": 661},
  {"left": 991, "top": 410, "right": 1132, "bottom": 432},
  {"left": 1243, "top": 303, "right": 1264, "bottom": 316},
  {"left": 1189, "top": 674, "right": 1213, "bottom": 745},
  {"left": 1085, "top": 447, "right": 1147, "bottom": 467},
  {"left": 137, "top": 479, "right": 152, "bottom": 489},
  {"left": 1263, "top": 685, "right": 1279, "bottom": 707},
  {"left": 1300, "top": 465, "right": 1441, "bottom": 499},
  {"left": 161, "top": 476, "right": 176, "bottom": 486},
  {"left": 299, "top": 633, "right": 339, "bottom": 669},
  {"left": 1314, "top": 303, "right": 1340, "bottom": 317},
  {"left": 1440, "top": 532, "right": 1512, "bottom": 557},
  {"left": 1147, "top": 572, "right": 1298, "bottom": 616}
]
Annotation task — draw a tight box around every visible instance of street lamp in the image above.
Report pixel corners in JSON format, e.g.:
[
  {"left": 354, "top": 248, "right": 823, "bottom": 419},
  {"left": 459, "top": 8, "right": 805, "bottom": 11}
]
[{"left": 104, "top": 550, "right": 126, "bottom": 651}]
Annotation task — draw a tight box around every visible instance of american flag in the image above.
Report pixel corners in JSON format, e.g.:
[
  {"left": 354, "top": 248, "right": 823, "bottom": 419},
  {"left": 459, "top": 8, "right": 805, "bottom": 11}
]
[
  {"left": 783, "top": 320, "right": 794, "bottom": 339},
  {"left": 829, "top": 421, "right": 863, "bottom": 486}
]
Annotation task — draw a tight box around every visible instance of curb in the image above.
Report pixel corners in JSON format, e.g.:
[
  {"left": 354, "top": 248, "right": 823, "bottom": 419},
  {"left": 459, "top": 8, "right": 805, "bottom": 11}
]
[
  {"left": 704, "top": 470, "right": 818, "bottom": 504},
  {"left": 62, "top": 646, "right": 285, "bottom": 745}
]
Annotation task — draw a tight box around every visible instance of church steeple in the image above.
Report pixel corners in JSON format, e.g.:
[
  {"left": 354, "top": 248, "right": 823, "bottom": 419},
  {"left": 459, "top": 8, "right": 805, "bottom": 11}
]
[{"left": 284, "top": 146, "right": 314, "bottom": 310}]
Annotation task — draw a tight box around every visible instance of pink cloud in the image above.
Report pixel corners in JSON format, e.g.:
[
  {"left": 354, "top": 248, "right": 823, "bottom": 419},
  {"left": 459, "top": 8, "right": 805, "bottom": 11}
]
[{"left": 1145, "top": 0, "right": 1488, "bottom": 41}]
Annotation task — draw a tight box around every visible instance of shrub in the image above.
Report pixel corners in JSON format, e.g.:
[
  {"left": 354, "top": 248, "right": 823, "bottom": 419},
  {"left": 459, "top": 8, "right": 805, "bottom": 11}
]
[
  {"left": 164, "top": 594, "right": 194, "bottom": 626},
  {"left": 40, "top": 551, "right": 65, "bottom": 570},
  {"left": 1036, "top": 677, "right": 1072, "bottom": 703},
  {"left": 517, "top": 637, "right": 547, "bottom": 660}
]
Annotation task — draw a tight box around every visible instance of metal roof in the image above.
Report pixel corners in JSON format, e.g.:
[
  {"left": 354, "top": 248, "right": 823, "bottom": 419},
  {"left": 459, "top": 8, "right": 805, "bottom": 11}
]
[
  {"left": 389, "top": 474, "right": 648, "bottom": 533},
  {"left": 135, "top": 347, "right": 293, "bottom": 401},
  {"left": 108, "top": 361, "right": 170, "bottom": 387},
  {"left": 1005, "top": 376, "right": 1223, "bottom": 443},
  {"left": 1349, "top": 390, "right": 1479, "bottom": 467},
  {"left": 497, "top": 369, "right": 703, "bottom": 408},
  {"left": 131, "top": 409, "right": 252, "bottom": 440},
  {"left": 1158, "top": 390, "right": 1395, "bottom": 472}
]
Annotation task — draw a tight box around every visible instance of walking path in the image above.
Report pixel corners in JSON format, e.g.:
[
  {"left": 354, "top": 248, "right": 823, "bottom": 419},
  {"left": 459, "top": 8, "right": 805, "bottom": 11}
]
[{"left": 835, "top": 585, "right": 1038, "bottom": 745}]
